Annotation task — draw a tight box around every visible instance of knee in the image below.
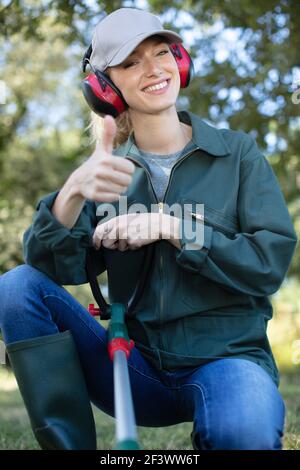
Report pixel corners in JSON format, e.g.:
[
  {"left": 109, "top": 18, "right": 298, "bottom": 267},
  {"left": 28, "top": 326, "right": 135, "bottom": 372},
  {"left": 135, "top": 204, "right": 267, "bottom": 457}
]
[
  {"left": 193, "top": 420, "right": 283, "bottom": 450},
  {"left": 0, "top": 264, "right": 45, "bottom": 321},
  {"left": 212, "top": 426, "right": 281, "bottom": 450},
  {"left": 0, "top": 264, "right": 46, "bottom": 290}
]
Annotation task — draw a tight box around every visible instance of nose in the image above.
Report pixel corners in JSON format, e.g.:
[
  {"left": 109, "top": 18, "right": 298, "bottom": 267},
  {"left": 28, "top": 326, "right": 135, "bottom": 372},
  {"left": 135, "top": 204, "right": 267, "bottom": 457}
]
[{"left": 143, "top": 57, "right": 163, "bottom": 77}]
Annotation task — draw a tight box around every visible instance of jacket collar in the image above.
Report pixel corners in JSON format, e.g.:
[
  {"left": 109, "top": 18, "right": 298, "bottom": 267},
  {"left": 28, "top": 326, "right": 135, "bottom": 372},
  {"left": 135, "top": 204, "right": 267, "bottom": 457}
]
[
  {"left": 178, "top": 110, "right": 231, "bottom": 157},
  {"left": 115, "top": 110, "right": 231, "bottom": 158}
]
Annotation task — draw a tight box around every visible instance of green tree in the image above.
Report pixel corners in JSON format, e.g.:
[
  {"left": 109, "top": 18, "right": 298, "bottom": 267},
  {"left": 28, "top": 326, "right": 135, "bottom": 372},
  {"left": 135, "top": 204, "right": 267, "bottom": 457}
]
[{"left": 0, "top": 0, "right": 299, "bottom": 275}]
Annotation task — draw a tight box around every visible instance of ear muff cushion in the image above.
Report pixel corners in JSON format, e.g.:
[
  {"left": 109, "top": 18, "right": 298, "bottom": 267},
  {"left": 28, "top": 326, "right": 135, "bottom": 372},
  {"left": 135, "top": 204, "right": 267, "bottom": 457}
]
[
  {"left": 81, "top": 70, "right": 128, "bottom": 117},
  {"left": 169, "top": 43, "right": 194, "bottom": 88}
]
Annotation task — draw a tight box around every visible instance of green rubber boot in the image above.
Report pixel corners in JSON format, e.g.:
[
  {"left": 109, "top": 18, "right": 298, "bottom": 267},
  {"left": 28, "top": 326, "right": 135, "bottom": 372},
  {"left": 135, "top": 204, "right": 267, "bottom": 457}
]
[{"left": 6, "top": 330, "right": 97, "bottom": 450}]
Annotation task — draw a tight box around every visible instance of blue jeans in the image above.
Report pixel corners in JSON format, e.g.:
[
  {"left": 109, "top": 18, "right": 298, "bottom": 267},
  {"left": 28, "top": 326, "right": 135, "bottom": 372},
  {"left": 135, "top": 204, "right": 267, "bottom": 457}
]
[{"left": 0, "top": 264, "right": 285, "bottom": 450}]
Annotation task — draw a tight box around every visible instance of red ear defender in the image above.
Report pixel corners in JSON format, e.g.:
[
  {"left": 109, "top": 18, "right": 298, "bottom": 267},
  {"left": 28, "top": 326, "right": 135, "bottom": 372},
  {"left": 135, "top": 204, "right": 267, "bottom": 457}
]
[
  {"left": 81, "top": 42, "right": 194, "bottom": 117},
  {"left": 81, "top": 69, "right": 128, "bottom": 118},
  {"left": 169, "top": 43, "right": 194, "bottom": 88}
]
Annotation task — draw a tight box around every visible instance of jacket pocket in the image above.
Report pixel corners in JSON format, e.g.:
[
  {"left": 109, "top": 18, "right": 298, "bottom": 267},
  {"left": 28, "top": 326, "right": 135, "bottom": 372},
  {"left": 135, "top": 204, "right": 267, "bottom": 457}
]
[
  {"left": 180, "top": 199, "right": 243, "bottom": 310},
  {"left": 181, "top": 198, "right": 239, "bottom": 233},
  {"left": 185, "top": 201, "right": 239, "bottom": 238},
  {"left": 183, "top": 312, "right": 266, "bottom": 359},
  {"left": 180, "top": 267, "right": 251, "bottom": 311}
]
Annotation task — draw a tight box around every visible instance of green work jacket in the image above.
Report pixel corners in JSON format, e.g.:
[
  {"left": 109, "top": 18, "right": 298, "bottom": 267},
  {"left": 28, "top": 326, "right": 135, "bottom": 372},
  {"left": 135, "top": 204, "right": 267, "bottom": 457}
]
[{"left": 23, "top": 110, "right": 298, "bottom": 386}]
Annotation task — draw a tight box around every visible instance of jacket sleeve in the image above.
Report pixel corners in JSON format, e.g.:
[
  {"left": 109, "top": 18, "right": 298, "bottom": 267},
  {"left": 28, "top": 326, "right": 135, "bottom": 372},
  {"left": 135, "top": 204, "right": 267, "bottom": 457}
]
[
  {"left": 175, "top": 136, "right": 298, "bottom": 297},
  {"left": 23, "top": 191, "right": 106, "bottom": 285}
]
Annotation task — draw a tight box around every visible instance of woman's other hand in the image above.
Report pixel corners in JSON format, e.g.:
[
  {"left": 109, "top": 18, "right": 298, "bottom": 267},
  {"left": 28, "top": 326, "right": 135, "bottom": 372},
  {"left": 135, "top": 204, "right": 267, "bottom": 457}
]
[{"left": 71, "top": 115, "right": 135, "bottom": 203}]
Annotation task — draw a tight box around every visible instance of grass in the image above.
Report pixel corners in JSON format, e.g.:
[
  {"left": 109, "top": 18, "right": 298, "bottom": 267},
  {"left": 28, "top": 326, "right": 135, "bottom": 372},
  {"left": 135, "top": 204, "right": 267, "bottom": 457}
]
[
  {"left": 279, "top": 372, "right": 300, "bottom": 450},
  {"left": 0, "top": 367, "right": 299, "bottom": 450}
]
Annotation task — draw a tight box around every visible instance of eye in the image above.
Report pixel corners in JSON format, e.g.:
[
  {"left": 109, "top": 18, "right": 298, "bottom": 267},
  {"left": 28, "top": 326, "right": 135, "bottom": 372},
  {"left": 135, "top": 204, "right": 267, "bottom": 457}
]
[
  {"left": 124, "top": 61, "right": 137, "bottom": 69},
  {"left": 123, "top": 50, "right": 169, "bottom": 68},
  {"left": 158, "top": 49, "right": 169, "bottom": 55}
]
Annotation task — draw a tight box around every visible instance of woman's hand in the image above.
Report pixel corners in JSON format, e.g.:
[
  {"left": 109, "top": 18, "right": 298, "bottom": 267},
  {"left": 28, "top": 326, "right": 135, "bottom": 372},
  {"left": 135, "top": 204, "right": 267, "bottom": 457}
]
[
  {"left": 71, "top": 115, "right": 135, "bottom": 203},
  {"left": 93, "top": 212, "right": 181, "bottom": 251},
  {"left": 93, "top": 213, "right": 162, "bottom": 251}
]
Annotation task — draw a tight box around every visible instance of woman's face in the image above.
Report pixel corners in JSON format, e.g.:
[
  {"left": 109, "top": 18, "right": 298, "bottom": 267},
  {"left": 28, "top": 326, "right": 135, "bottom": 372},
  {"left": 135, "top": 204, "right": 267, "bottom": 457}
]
[{"left": 106, "top": 36, "right": 180, "bottom": 115}]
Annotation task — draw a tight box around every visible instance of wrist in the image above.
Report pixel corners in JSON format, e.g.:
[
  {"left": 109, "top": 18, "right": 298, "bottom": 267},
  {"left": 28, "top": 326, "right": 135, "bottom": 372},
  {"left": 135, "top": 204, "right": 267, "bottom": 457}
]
[
  {"left": 51, "top": 171, "right": 86, "bottom": 230},
  {"left": 67, "top": 170, "right": 86, "bottom": 201}
]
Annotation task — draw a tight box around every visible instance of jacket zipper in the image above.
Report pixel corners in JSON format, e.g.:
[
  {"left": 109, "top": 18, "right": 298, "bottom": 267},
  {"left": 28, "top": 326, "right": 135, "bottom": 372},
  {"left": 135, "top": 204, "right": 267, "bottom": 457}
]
[
  {"left": 189, "top": 211, "right": 204, "bottom": 221},
  {"left": 126, "top": 147, "right": 200, "bottom": 353},
  {"left": 126, "top": 147, "right": 199, "bottom": 205},
  {"left": 189, "top": 210, "right": 236, "bottom": 235},
  {"left": 158, "top": 201, "right": 164, "bottom": 351}
]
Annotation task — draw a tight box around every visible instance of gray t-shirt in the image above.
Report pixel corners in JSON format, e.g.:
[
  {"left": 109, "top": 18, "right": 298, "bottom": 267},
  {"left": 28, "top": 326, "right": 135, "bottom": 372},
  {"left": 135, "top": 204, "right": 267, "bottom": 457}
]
[{"left": 137, "top": 139, "right": 195, "bottom": 201}]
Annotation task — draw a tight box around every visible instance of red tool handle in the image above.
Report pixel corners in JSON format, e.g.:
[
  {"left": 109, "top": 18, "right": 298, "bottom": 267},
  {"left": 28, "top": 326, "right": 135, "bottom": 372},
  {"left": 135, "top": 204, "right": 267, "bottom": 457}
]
[
  {"left": 88, "top": 303, "right": 101, "bottom": 316},
  {"left": 108, "top": 338, "right": 135, "bottom": 361}
]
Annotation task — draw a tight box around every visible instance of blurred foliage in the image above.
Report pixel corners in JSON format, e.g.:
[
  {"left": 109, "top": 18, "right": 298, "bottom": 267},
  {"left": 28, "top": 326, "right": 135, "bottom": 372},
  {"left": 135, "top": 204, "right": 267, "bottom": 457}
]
[
  {"left": 0, "top": 2, "right": 299, "bottom": 450},
  {"left": 0, "top": 0, "right": 299, "bottom": 280},
  {"left": 269, "top": 278, "right": 300, "bottom": 371}
]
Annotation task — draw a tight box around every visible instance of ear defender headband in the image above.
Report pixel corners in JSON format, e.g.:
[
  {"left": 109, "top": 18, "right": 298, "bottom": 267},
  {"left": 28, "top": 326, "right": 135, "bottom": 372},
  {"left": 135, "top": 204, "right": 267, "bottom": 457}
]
[{"left": 81, "top": 43, "right": 194, "bottom": 118}]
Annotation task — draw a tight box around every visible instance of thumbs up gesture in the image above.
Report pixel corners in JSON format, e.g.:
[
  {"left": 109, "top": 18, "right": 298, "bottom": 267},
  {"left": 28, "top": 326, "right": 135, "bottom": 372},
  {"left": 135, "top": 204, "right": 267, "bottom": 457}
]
[{"left": 74, "top": 115, "right": 135, "bottom": 202}]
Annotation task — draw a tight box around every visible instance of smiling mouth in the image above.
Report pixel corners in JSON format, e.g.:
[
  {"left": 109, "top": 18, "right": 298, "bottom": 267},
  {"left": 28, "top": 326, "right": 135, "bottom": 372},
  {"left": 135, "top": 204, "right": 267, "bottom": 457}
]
[{"left": 142, "top": 79, "right": 171, "bottom": 93}]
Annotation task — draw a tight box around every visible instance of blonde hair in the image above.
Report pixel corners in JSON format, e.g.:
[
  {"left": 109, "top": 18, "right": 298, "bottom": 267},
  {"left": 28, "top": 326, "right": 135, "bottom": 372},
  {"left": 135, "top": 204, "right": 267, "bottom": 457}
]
[{"left": 86, "top": 109, "right": 133, "bottom": 150}]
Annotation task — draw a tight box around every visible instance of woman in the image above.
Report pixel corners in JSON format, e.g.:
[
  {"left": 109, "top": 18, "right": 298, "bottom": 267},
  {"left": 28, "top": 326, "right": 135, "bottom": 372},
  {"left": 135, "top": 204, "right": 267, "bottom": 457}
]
[{"left": 0, "top": 8, "right": 298, "bottom": 450}]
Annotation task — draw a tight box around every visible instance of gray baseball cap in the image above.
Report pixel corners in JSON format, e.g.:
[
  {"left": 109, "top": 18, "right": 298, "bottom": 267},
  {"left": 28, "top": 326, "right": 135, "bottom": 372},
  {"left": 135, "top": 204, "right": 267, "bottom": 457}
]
[{"left": 89, "top": 8, "right": 183, "bottom": 72}]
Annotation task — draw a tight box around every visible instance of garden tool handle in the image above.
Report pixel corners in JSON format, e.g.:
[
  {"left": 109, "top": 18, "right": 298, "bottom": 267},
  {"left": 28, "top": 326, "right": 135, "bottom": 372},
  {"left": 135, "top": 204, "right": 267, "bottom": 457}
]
[{"left": 86, "top": 243, "right": 154, "bottom": 319}]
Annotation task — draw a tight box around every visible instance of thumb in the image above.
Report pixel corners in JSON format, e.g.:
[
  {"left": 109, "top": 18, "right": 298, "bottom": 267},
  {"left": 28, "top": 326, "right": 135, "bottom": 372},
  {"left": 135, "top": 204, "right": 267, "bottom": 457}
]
[{"left": 101, "top": 114, "right": 117, "bottom": 155}]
